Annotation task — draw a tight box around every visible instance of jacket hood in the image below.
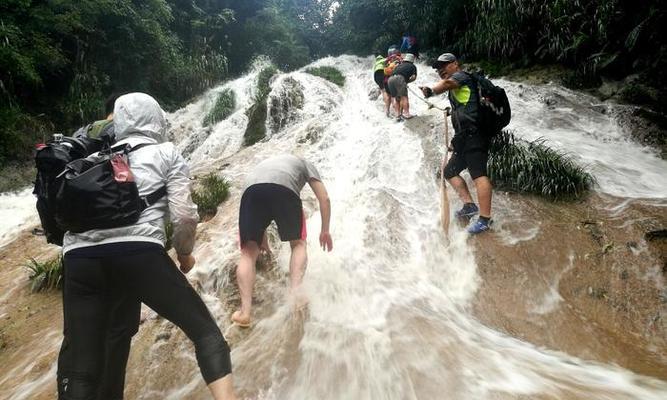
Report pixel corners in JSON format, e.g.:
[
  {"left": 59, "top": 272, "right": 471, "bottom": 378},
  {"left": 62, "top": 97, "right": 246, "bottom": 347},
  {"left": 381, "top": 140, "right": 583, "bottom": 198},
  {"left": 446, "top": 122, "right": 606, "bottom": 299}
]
[{"left": 113, "top": 93, "right": 167, "bottom": 142}]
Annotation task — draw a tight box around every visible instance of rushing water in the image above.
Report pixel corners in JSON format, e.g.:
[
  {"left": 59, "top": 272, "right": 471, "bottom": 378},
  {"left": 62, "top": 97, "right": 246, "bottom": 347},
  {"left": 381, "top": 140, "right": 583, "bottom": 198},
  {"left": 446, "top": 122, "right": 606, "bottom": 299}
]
[{"left": 1, "top": 55, "right": 666, "bottom": 399}]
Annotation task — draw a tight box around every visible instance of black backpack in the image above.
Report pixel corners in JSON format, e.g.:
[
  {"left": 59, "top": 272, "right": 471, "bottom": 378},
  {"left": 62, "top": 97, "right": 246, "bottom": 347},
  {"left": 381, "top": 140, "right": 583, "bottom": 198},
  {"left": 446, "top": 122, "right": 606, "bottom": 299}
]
[
  {"left": 53, "top": 143, "right": 166, "bottom": 233},
  {"left": 469, "top": 72, "right": 511, "bottom": 136},
  {"left": 33, "top": 134, "right": 111, "bottom": 245}
]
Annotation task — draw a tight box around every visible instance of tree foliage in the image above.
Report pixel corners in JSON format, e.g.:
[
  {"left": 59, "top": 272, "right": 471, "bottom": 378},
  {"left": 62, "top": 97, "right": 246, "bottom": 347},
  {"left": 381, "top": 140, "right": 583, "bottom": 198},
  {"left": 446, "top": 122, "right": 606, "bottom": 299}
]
[{"left": 1, "top": 0, "right": 665, "bottom": 169}]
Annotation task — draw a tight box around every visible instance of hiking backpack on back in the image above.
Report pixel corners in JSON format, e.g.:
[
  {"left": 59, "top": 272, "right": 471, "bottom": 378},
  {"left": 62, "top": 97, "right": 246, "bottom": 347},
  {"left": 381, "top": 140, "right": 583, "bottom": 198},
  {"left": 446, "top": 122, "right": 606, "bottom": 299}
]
[
  {"left": 54, "top": 143, "right": 166, "bottom": 233},
  {"left": 470, "top": 72, "right": 511, "bottom": 136},
  {"left": 33, "top": 130, "right": 114, "bottom": 245}
]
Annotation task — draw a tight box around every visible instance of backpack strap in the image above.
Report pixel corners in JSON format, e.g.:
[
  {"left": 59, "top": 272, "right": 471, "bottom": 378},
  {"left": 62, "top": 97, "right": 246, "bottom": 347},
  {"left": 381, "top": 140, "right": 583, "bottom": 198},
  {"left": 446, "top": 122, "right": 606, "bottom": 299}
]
[
  {"left": 127, "top": 143, "right": 157, "bottom": 153},
  {"left": 108, "top": 142, "right": 166, "bottom": 211},
  {"left": 106, "top": 142, "right": 158, "bottom": 154},
  {"left": 138, "top": 186, "right": 167, "bottom": 211}
]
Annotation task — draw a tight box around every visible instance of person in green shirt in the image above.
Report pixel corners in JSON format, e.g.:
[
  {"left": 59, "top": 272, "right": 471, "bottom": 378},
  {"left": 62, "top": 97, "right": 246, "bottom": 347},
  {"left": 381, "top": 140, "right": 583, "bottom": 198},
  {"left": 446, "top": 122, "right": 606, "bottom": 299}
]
[{"left": 420, "top": 53, "right": 493, "bottom": 234}]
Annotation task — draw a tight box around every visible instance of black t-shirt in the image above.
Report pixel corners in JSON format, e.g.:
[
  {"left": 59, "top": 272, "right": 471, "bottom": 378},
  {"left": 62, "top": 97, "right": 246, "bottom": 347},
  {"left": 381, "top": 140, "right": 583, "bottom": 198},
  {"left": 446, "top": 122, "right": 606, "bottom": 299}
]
[
  {"left": 448, "top": 71, "right": 479, "bottom": 133},
  {"left": 392, "top": 62, "right": 417, "bottom": 81}
]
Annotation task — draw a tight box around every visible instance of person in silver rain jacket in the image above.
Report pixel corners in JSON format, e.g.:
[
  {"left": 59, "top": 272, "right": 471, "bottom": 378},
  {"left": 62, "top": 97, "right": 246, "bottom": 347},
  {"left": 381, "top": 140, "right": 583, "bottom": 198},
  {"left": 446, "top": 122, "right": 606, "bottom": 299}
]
[{"left": 57, "top": 92, "right": 237, "bottom": 400}]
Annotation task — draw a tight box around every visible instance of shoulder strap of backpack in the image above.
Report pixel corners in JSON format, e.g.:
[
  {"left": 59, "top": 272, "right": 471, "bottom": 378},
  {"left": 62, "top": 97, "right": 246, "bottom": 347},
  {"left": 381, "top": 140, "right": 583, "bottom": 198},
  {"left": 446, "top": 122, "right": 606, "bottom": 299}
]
[
  {"left": 127, "top": 143, "right": 157, "bottom": 153},
  {"left": 138, "top": 185, "right": 168, "bottom": 212},
  {"left": 108, "top": 142, "right": 158, "bottom": 154}
]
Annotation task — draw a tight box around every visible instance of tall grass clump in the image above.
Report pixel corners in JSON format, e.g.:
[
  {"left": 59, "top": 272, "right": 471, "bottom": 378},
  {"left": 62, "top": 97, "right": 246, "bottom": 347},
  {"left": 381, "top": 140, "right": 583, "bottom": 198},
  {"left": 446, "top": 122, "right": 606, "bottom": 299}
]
[
  {"left": 203, "top": 89, "right": 236, "bottom": 127},
  {"left": 488, "top": 131, "right": 596, "bottom": 199},
  {"left": 245, "top": 65, "right": 278, "bottom": 146},
  {"left": 192, "top": 173, "right": 230, "bottom": 219},
  {"left": 26, "top": 256, "right": 63, "bottom": 292},
  {"left": 305, "top": 66, "right": 345, "bottom": 87}
]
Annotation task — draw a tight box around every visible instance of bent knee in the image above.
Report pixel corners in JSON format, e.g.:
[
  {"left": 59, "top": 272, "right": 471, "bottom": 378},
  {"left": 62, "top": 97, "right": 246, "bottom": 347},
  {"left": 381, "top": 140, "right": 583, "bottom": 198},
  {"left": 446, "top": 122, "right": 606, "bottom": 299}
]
[{"left": 194, "top": 334, "right": 232, "bottom": 383}]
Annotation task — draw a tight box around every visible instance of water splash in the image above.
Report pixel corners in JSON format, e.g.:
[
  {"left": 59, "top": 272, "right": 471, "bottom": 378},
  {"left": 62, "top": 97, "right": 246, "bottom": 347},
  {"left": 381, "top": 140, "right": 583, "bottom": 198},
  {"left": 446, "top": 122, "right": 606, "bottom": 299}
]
[{"left": 1, "top": 55, "right": 666, "bottom": 399}]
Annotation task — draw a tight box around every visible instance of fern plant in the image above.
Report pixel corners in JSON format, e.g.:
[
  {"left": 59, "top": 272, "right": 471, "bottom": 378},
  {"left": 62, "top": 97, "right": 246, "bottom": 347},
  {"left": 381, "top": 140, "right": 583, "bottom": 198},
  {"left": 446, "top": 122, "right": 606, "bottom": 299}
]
[
  {"left": 192, "top": 173, "right": 230, "bottom": 220},
  {"left": 488, "top": 130, "right": 596, "bottom": 200},
  {"left": 26, "top": 256, "right": 63, "bottom": 292}
]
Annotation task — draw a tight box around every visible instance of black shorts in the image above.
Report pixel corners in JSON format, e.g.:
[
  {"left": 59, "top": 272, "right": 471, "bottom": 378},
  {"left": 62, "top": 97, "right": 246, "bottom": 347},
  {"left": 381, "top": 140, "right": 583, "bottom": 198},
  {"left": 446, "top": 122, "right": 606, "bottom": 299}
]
[
  {"left": 239, "top": 183, "right": 306, "bottom": 246},
  {"left": 443, "top": 133, "right": 489, "bottom": 180},
  {"left": 374, "top": 70, "right": 385, "bottom": 90}
]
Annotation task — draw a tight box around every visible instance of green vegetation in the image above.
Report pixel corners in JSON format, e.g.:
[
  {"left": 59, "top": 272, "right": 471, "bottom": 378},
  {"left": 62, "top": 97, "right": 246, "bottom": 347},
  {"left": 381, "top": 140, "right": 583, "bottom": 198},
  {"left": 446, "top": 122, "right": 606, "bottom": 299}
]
[
  {"left": 244, "top": 66, "right": 278, "bottom": 146},
  {"left": 0, "top": 162, "right": 35, "bottom": 193},
  {"left": 488, "top": 131, "right": 596, "bottom": 200},
  {"left": 328, "top": 1, "right": 666, "bottom": 111},
  {"left": 255, "top": 66, "right": 279, "bottom": 102},
  {"left": 1, "top": 0, "right": 665, "bottom": 177},
  {"left": 26, "top": 256, "right": 63, "bottom": 292},
  {"left": 203, "top": 89, "right": 236, "bottom": 127},
  {"left": 192, "top": 173, "right": 230, "bottom": 220},
  {"left": 164, "top": 222, "right": 174, "bottom": 251},
  {"left": 305, "top": 66, "right": 345, "bottom": 87}
]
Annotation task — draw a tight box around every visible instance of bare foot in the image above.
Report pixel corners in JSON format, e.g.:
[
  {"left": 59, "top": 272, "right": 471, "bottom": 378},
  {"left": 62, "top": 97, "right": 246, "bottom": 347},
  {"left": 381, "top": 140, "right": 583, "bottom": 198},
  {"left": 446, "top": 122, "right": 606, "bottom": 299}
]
[{"left": 231, "top": 310, "right": 252, "bottom": 328}]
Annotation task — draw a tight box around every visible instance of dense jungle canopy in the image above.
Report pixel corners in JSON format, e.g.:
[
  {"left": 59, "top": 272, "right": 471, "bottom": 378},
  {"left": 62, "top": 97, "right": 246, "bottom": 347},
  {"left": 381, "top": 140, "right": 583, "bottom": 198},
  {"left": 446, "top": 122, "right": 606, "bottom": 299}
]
[{"left": 1, "top": 0, "right": 665, "bottom": 167}]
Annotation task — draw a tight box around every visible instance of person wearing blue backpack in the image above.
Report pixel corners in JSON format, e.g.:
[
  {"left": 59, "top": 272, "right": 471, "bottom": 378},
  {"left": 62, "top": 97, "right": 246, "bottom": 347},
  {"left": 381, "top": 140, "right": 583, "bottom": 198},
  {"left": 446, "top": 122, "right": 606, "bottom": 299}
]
[
  {"left": 399, "top": 33, "right": 419, "bottom": 59},
  {"left": 56, "top": 92, "right": 238, "bottom": 399},
  {"left": 420, "top": 53, "right": 494, "bottom": 234}
]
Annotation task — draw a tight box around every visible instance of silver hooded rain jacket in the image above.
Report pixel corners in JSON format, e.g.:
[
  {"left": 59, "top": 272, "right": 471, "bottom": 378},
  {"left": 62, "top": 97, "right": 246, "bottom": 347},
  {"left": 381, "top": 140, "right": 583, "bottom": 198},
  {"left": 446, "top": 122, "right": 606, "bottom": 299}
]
[{"left": 62, "top": 92, "right": 199, "bottom": 255}]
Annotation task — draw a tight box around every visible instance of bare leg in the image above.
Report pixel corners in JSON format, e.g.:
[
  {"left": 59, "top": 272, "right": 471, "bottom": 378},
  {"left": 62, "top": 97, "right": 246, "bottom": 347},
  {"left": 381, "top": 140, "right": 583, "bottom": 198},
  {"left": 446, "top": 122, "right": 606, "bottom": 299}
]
[
  {"left": 393, "top": 97, "right": 401, "bottom": 117},
  {"left": 289, "top": 239, "right": 308, "bottom": 289},
  {"left": 208, "top": 373, "right": 238, "bottom": 400},
  {"left": 233, "top": 241, "right": 260, "bottom": 324},
  {"left": 260, "top": 232, "right": 272, "bottom": 257},
  {"left": 474, "top": 176, "right": 493, "bottom": 217},
  {"left": 447, "top": 175, "right": 474, "bottom": 204},
  {"left": 289, "top": 239, "right": 308, "bottom": 313},
  {"left": 401, "top": 96, "right": 411, "bottom": 117},
  {"left": 383, "top": 91, "right": 391, "bottom": 116}
]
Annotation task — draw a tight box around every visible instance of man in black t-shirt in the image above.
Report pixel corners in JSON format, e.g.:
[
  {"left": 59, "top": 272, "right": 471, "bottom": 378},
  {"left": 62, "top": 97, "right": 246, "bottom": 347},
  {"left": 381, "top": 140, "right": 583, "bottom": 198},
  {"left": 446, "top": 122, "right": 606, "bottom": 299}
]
[{"left": 387, "top": 53, "right": 417, "bottom": 121}]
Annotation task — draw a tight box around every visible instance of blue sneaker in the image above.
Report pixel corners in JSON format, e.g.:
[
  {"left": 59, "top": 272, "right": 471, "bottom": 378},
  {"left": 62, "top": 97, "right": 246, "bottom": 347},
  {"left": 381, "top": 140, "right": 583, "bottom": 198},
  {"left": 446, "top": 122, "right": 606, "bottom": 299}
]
[
  {"left": 455, "top": 203, "right": 479, "bottom": 218},
  {"left": 467, "top": 218, "right": 492, "bottom": 234}
]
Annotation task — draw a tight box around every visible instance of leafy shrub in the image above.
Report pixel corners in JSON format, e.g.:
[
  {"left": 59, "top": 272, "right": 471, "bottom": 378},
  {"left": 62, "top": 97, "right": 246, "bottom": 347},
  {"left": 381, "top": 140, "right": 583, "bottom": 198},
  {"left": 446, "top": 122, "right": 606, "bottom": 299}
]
[
  {"left": 192, "top": 173, "right": 230, "bottom": 219},
  {"left": 488, "top": 130, "right": 596, "bottom": 200},
  {"left": 164, "top": 222, "right": 173, "bottom": 251},
  {"left": 305, "top": 66, "right": 345, "bottom": 87},
  {"left": 244, "top": 102, "right": 269, "bottom": 146},
  {"left": 0, "top": 161, "right": 35, "bottom": 193},
  {"left": 255, "top": 65, "right": 278, "bottom": 102},
  {"left": 0, "top": 107, "right": 51, "bottom": 167},
  {"left": 26, "top": 256, "right": 63, "bottom": 292},
  {"left": 203, "top": 89, "right": 236, "bottom": 126},
  {"left": 245, "top": 66, "right": 278, "bottom": 146}
]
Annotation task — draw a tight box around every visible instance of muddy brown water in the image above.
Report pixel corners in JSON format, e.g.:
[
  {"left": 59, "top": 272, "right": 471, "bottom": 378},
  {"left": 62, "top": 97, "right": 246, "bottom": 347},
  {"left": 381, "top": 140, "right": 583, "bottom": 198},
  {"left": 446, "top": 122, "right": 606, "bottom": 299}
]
[{"left": 1, "top": 57, "right": 666, "bottom": 399}]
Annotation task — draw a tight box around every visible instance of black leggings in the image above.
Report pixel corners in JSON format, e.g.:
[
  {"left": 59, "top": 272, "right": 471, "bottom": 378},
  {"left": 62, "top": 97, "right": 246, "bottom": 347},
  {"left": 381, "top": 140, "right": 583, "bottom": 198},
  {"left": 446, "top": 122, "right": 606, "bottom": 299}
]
[{"left": 57, "top": 244, "right": 231, "bottom": 400}]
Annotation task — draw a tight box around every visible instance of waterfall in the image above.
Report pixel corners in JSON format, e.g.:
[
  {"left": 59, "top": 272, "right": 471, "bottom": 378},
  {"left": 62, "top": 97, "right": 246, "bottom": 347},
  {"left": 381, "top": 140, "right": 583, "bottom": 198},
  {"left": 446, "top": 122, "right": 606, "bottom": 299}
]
[{"left": 1, "top": 55, "right": 666, "bottom": 399}]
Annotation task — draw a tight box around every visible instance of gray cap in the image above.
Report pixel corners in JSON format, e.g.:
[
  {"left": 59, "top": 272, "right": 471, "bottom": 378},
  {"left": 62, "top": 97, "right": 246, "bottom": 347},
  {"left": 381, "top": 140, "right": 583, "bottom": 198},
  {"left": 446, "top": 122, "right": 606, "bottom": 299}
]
[
  {"left": 403, "top": 53, "right": 415, "bottom": 63},
  {"left": 432, "top": 53, "right": 457, "bottom": 68}
]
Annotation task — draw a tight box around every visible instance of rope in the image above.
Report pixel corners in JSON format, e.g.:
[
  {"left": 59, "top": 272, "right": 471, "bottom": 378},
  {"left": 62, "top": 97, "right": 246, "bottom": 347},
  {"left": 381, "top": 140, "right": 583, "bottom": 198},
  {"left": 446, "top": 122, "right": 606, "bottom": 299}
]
[{"left": 407, "top": 86, "right": 446, "bottom": 111}]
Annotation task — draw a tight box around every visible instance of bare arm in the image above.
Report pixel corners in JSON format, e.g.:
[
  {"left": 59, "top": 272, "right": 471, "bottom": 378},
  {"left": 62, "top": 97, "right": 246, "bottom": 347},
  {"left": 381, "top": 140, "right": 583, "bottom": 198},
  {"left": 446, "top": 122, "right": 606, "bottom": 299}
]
[
  {"left": 166, "top": 145, "right": 200, "bottom": 273},
  {"left": 308, "top": 179, "right": 333, "bottom": 251},
  {"left": 420, "top": 77, "right": 459, "bottom": 97}
]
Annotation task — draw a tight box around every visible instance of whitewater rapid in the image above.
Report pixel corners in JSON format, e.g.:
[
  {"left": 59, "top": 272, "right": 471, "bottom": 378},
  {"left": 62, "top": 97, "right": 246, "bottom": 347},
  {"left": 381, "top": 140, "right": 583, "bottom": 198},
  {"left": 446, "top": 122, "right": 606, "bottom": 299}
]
[{"left": 1, "top": 55, "right": 666, "bottom": 400}]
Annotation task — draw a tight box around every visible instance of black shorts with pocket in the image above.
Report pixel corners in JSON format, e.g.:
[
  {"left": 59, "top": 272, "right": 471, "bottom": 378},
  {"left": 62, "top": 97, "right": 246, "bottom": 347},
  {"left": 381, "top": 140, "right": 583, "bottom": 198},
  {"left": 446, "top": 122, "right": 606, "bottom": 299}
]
[
  {"left": 239, "top": 183, "right": 306, "bottom": 246},
  {"left": 443, "top": 133, "right": 489, "bottom": 180}
]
